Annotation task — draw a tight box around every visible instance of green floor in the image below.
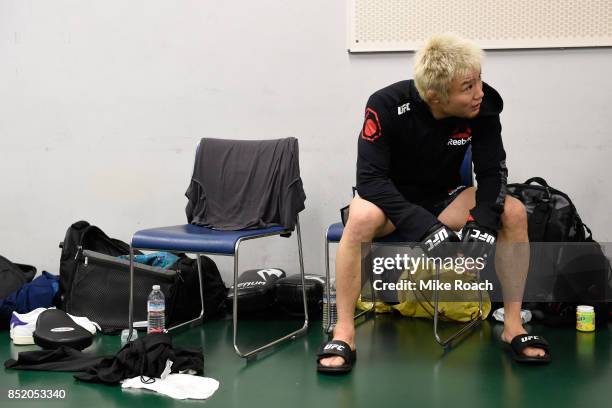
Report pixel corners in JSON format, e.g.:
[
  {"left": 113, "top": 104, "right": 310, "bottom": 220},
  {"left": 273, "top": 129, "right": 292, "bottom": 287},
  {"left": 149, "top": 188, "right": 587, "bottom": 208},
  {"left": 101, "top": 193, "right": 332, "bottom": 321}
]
[{"left": 1, "top": 315, "right": 611, "bottom": 408}]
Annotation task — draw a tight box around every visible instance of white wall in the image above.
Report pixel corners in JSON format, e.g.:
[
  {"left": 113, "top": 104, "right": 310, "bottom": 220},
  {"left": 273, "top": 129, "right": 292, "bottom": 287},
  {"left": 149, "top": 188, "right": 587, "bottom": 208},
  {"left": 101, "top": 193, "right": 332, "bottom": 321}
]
[{"left": 1, "top": 1, "right": 611, "bottom": 284}]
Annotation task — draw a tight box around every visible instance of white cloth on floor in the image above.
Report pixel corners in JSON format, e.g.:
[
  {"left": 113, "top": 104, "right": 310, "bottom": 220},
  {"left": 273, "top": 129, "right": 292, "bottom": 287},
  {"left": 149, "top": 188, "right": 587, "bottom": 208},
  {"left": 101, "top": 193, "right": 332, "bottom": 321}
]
[
  {"left": 121, "top": 374, "right": 220, "bottom": 400},
  {"left": 492, "top": 307, "right": 532, "bottom": 324}
]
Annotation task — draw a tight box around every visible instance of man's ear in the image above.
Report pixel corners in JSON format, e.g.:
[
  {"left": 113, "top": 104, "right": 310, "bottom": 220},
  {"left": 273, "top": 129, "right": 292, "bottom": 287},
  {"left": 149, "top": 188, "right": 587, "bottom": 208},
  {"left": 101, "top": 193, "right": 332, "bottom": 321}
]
[{"left": 426, "top": 89, "right": 440, "bottom": 105}]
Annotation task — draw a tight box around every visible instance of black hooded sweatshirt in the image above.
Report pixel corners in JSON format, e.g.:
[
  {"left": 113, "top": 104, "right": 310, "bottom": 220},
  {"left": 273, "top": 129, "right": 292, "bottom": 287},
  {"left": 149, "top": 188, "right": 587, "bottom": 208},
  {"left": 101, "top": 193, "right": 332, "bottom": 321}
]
[{"left": 356, "top": 80, "right": 507, "bottom": 241}]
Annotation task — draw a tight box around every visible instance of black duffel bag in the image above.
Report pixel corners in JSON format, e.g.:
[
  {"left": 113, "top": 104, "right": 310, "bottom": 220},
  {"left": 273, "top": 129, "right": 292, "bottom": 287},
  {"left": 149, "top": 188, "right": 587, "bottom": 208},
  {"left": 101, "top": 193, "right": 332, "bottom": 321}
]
[
  {"left": 505, "top": 176, "right": 587, "bottom": 301},
  {"left": 275, "top": 274, "right": 325, "bottom": 318},
  {"left": 506, "top": 176, "right": 586, "bottom": 242},
  {"left": 226, "top": 268, "right": 286, "bottom": 316},
  {"left": 59, "top": 221, "right": 227, "bottom": 333},
  {"left": 507, "top": 177, "right": 611, "bottom": 326}
]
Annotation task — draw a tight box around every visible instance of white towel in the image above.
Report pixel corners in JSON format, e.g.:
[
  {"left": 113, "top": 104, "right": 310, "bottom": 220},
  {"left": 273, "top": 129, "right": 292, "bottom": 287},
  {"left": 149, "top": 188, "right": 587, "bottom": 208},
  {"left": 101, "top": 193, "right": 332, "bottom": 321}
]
[
  {"left": 122, "top": 374, "right": 220, "bottom": 400},
  {"left": 492, "top": 307, "right": 532, "bottom": 324}
]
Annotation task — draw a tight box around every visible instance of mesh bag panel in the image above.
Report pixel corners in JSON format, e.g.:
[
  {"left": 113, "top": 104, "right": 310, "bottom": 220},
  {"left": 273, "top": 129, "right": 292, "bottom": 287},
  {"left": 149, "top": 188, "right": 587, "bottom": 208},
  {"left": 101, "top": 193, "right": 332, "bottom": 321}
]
[{"left": 66, "top": 252, "right": 176, "bottom": 333}]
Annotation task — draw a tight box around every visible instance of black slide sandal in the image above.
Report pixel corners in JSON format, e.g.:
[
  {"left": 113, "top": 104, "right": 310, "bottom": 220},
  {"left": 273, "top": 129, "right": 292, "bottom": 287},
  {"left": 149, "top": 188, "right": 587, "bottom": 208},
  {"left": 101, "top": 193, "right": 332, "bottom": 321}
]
[
  {"left": 504, "top": 334, "right": 551, "bottom": 364},
  {"left": 317, "top": 340, "right": 357, "bottom": 374}
]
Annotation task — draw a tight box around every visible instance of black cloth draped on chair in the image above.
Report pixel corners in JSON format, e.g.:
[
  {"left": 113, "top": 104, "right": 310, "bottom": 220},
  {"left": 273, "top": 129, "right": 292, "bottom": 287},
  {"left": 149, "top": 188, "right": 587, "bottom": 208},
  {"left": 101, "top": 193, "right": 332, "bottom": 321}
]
[{"left": 185, "top": 137, "right": 306, "bottom": 231}]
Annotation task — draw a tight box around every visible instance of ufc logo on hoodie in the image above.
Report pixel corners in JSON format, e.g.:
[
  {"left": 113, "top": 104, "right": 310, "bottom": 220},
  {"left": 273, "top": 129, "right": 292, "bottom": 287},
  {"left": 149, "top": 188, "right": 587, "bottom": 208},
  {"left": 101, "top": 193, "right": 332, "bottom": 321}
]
[
  {"left": 425, "top": 227, "right": 449, "bottom": 251},
  {"left": 468, "top": 229, "right": 496, "bottom": 245},
  {"left": 397, "top": 103, "right": 411, "bottom": 115}
]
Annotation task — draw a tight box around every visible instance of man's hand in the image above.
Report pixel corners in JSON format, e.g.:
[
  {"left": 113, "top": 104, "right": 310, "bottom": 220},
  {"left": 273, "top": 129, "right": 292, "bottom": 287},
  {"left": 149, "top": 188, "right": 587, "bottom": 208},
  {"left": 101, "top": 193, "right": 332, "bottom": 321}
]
[
  {"left": 420, "top": 222, "right": 460, "bottom": 258},
  {"left": 461, "top": 215, "right": 497, "bottom": 261}
]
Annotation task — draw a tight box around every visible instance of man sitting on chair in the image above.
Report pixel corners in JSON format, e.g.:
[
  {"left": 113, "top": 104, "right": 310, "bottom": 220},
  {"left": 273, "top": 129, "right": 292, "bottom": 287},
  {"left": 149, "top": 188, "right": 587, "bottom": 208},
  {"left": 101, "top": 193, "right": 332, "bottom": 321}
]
[{"left": 317, "top": 33, "right": 551, "bottom": 374}]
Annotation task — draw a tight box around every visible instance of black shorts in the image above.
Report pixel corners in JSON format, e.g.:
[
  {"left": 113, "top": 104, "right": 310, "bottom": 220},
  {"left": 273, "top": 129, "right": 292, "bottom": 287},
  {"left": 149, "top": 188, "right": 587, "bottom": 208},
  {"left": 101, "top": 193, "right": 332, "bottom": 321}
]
[
  {"left": 341, "top": 185, "right": 470, "bottom": 225},
  {"left": 418, "top": 185, "right": 470, "bottom": 217}
]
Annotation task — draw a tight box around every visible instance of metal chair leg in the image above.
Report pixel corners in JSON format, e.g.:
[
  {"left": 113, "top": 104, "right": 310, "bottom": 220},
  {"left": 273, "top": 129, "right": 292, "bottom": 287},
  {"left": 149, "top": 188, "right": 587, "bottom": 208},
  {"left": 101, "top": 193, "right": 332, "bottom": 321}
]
[
  {"left": 433, "top": 265, "right": 483, "bottom": 348},
  {"left": 323, "top": 234, "right": 333, "bottom": 335},
  {"left": 323, "top": 232, "right": 375, "bottom": 337},
  {"left": 324, "top": 231, "right": 376, "bottom": 335},
  {"left": 356, "top": 242, "right": 376, "bottom": 320},
  {"left": 233, "top": 219, "right": 308, "bottom": 358},
  {"left": 127, "top": 246, "right": 205, "bottom": 341},
  {"left": 127, "top": 246, "right": 135, "bottom": 342},
  {"left": 166, "top": 255, "right": 205, "bottom": 332}
]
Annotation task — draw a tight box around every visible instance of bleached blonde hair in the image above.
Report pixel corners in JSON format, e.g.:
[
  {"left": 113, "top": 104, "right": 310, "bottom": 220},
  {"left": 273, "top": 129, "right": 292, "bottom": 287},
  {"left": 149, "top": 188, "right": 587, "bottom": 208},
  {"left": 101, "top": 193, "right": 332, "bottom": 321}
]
[{"left": 414, "top": 33, "right": 484, "bottom": 103}]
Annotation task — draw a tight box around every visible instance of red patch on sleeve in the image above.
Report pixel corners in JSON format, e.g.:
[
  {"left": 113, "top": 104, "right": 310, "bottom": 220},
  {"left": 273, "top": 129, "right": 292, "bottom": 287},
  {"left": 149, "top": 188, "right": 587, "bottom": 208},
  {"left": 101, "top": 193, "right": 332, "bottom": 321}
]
[{"left": 361, "top": 107, "right": 382, "bottom": 142}]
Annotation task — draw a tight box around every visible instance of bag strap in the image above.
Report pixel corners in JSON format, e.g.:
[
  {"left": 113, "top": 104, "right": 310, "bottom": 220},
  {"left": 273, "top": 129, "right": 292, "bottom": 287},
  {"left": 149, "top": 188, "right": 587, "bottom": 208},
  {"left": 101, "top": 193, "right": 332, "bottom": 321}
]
[
  {"left": 582, "top": 223, "right": 593, "bottom": 241},
  {"left": 523, "top": 177, "right": 552, "bottom": 200},
  {"left": 529, "top": 202, "right": 551, "bottom": 242},
  {"left": 524, "top": 177, "right": 550, "bottom": 187}
]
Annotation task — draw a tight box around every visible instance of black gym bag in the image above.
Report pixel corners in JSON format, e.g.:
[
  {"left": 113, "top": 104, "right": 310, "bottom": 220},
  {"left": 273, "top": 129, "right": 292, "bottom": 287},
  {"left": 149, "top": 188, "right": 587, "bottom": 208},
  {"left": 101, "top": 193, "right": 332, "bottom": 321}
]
[
  {"left": 275, "top": 274, "right": 325, "bottom": 318},
  {"left": 0, "top": 255, "right": 37, "bottom": 300},
  {"left": 59, "top": 221, "right": 227, "bottom": 333},
  {"left": 506, "top": 176, "right": 587, "bottom": 243},
  {"left": 226, "top": 268, "right": 286, "bottom": 315},
  {"left": 506, "top": 177, "right": 611, "bottom": 326}
]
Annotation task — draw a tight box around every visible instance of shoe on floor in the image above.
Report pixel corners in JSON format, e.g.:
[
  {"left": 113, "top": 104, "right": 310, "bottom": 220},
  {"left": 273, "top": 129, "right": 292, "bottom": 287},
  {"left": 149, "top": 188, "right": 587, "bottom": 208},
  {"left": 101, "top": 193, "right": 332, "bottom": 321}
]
[
  {"left": 316, "top": 340, "right": 357, "bottom": 375},
  {"left": 503, "top": 334, "right": 552, "bottom": 364}
]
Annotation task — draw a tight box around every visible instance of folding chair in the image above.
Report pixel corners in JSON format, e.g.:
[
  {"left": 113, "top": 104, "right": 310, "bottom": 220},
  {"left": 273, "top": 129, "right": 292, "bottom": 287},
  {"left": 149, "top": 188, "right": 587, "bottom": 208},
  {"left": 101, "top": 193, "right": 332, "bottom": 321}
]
[
  {"left": 127, "top": 138, "right": 308, "bottom": 358},
  {"left": 325, "top": 146, "right": 482, "bottom": 348}
]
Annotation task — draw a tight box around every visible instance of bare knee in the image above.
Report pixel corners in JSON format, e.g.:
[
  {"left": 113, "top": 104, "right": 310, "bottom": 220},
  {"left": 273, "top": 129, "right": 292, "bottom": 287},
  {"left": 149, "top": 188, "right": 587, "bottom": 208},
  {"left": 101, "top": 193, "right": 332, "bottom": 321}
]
[
  {"left": 343, "top": 198, "right": 388, "bottom": 242},
  {"left": 500, "top": 196, "right": 528, "bottom": 232}
]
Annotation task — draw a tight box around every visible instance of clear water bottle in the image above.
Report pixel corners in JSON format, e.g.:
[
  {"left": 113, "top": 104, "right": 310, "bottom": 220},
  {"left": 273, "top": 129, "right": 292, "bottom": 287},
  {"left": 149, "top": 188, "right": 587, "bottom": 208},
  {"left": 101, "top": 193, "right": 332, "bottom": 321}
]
[
  {"left": 147, "top": 285, "right": 165, "bottom": 334},
  {"left": 322, "top": 278, "right": 337, "bottom": 334}
]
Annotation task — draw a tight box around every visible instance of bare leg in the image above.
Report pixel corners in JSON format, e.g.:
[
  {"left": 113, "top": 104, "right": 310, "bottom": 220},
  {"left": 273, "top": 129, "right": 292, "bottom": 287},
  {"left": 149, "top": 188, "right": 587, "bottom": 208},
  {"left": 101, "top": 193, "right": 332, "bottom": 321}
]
[
  {"left": 321, "top": 188, "right": 545, "bottom": 367},
  {"left": 496, "top": 197, "right": 545, "bottom": 357},
  {"left": 319, "top": 196, "right": 395, "bottom": 367},
  {"left": 439, "top": 189, "right": 545, "bottom": 357}
]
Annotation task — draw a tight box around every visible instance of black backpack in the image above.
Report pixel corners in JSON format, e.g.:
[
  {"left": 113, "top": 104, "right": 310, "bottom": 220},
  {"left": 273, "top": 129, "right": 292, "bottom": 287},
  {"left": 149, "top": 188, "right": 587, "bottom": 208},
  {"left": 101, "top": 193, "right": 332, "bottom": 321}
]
[
  {"left": 506, "top": 177, "right": 586, "bottom": 242},
  {"left": 507, "top": 177, "right": 611, "bottom": 327},
  {"left": 0, "top": 255, "right": 37, "bottom": 300},
  {"left": 59, "top": 221, "right": 131, "bottom": 308}
]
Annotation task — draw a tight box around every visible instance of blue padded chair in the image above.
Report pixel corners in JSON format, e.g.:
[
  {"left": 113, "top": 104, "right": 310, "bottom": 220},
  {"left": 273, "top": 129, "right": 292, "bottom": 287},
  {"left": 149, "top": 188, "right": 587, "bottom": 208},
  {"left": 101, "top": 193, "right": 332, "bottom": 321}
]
[
  {"left": 325, "top": 146, "right": 483, "bottom": 347},
  {"left": 127, "top": 139, "right": 308, "bottom": 358}
]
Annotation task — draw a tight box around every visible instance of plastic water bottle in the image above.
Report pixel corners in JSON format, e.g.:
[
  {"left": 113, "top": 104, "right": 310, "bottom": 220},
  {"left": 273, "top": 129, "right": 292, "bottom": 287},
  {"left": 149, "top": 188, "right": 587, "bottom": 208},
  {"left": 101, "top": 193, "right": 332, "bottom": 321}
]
[
  {"left": 147, "top": 285, "right": 165, "bottom": 334},
  {"left": 322, "top": 278, "right": 337, "bottom": 334}
]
